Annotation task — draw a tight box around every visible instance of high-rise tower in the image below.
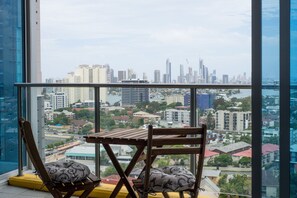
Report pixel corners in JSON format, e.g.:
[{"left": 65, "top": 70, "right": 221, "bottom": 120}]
[{"left": 166, "top": 59, "right": 171, "bottom": 83}]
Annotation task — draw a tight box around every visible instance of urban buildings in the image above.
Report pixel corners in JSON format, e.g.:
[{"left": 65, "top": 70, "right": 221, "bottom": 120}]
[
  {"left": 165, "top": 109, "right": 190, "bottom": 124},
  {"left": 121, "top": 79, "right": 149, "bottom": 106},
  {"left": 215, "top": 110, "right": 252, "bottom": 132},
  {"left": 49, "top": 92, "right": 69, "bottom": 110},
  {"left": 184, "top": 93, "right": 215, "bottom": 111},
  {"left": 118, "top": 70, "right": 127, "bottom": 82},
  {"left": 154, "top": 70, "right": 161, "bottom": 83},
  {"left": 165, "top": 58, "right": 171, "bottom": 83},
  {"left": 223, "top": 75, "right": 229, "bottom": 84},
  {"left": 63, "top": 65, "right": 108, "bottom": 104}
]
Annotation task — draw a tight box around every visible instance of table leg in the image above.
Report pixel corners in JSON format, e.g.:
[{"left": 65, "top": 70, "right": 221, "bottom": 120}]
[
  {"left": 111, "top": 145, "right": 145, "bottom": 198},
  {"left": 103, "top": 144, "right": 143, "bottom": 198}
]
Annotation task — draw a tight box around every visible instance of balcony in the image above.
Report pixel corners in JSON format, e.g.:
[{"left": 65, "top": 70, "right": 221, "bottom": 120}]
[{"left": 0, "top": 82, "right": 255, "bottom": 197}]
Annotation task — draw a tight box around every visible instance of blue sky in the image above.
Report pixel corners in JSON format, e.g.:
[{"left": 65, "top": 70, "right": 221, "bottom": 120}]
[{"left": 41, "top": 0, "right": 252, "bottom": 81}]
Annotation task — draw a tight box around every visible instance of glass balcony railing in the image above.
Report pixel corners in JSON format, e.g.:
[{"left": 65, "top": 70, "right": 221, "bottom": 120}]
[{"left": 15, "top": 82, "right": 251, "bottom": 197}]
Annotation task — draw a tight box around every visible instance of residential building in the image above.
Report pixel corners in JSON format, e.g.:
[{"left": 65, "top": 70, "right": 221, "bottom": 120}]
[
  {"left": 92, "top": 65, "right": 108, "bottom": 102},
  {"left": 212, "top": 142, "right": 251, "bottom": 155},
  {"left": 262, "top": 144, "right": 279, "bottom": 166},
  {"left": 121, "top": 79, "right": 149, "bottom": 106},
  {"left": 49, "top": 92, "right": 69, "bottom": 110},
  {"left": 63, "top": 65, "right": 108, "bottom": 104},
  {"left": 154, "top": 70, "right": 161, "bottom": 83},
  {"left": 132, "top": 111, "right": 160, "bottom": 123},
  {"left": 164, "top": 94, "right": 184, "bottom": 105},
  {"left": 165, "top": 109, "right": 190, "bottom": 124},
  {"left": 215, "top": 110, "right": 252, "bottom": 132}
]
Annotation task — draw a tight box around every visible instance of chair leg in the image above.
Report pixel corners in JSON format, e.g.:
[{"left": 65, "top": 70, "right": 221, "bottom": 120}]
[
  {"left": 64, "top": 190, "right": 75, "bottom": 198},
  {"left": 162, "top": 192, "right": 170, "bottom": 198},
  {"left": 179, "top": 191, "right": 185, "bottom": 198},
  {"left": 79, "top": 186, "right": 95, "bottom": 198},
  {"left": 190, "top": 191, "right": 199, "bottom": 198}
]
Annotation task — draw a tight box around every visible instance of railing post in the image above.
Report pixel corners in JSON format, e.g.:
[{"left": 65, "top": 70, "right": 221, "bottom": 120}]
[
  {"left": 94, "top": 87, "right": 101, "bottom": 178},
  {"left": 17, "top": 86, "right": 23, "bottom": 176},
  {"left": 190, "top": 88, "right": 197, "bottom": 174}
]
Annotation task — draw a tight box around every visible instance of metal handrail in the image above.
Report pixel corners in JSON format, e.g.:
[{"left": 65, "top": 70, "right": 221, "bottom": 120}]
[
  {"left": 16, "top": 82, "right": 252, "bottom": 178},
  {"left": 15, "top": 82, "right": 251, "bottom": 89}
]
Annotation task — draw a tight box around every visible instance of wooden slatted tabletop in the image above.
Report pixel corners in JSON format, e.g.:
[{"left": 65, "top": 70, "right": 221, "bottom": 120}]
[{"left": 84, "top": 128, "right": 180, "bottom": 145}]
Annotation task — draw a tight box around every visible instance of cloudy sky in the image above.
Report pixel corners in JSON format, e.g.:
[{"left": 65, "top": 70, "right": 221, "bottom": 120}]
[{"left": 40, "top": 0, "right": 251, "bottom": 81}]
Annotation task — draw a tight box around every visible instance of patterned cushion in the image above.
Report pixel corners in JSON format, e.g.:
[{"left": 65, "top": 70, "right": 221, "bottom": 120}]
[
  {"left": 138, "top": 166, "right": 195, "bottom": 192},
  {"left": 45, "top": 161, "right": 90, "bottom": 183}
]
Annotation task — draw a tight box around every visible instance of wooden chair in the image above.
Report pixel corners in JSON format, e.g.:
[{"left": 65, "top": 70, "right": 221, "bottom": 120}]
[
  {"left": 18, "top": 119, "right": 100, "bottom": 198},
  {"left": 134, "top": 125, "right": 207, "bottom": 198}
]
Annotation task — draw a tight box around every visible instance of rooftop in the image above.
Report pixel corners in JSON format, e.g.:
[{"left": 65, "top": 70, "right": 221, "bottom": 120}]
[
  {"left": 212, "top": 142, "right": 251, "bottom": 154},
  {"left": 232, "top": 148, "right": 252, "bottom": 158}
]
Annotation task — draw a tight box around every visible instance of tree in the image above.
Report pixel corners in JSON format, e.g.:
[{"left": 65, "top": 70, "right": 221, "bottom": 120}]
[
  {"left": 79, "top": 124, "right": 93, "bottom": 135},
  {"left": 219, "top": 174, "right": 251, "bottom": 198},
  {"left": 74, "top": 109, "right": 94, "bottom": 121},
  {"left": 238, "top": 96, "right": 251, "bottom": 112},
  {"left": 53, "top": 113, "right": 70, "bottom": 125},
  {"left": 239, "top": 157, "right": 251, "bottom": 167},
  {"left": 167, "top": 102, "right": 182, "bottom": 109},
  {"left": 214, "top": 154, "right": 233, "bottom": 167},
  {"left": 213, "top": 98, "right": 232, "bottom": 110},
  {"left": 239, "top": 135, "right": 251, "bottom": 144}
]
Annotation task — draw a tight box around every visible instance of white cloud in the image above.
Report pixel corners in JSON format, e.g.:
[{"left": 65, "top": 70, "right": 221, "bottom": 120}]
[{"left": 40, "top": 0, "right": 251, "bottom": 80}]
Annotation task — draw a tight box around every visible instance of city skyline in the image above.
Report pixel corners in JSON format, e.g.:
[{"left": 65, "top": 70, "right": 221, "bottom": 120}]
[
  {"left": 40, "top": 0, "right": 251, "bottom": 81},
  {"left": 46, "top": 61, "right": 250, "bottom": 84}
]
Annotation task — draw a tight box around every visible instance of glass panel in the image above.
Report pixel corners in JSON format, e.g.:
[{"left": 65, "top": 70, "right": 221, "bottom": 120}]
[
  {"left": 290, "top": 1, "right": 297, "bottom": 197},
  {"left": 262, "top": 0, "right": 280, "bottom": 197},
  {"left": 0, "top": 0, "right": 24, "bottom": 175},
  {"left": 40, "top": 1, "right": 251, "bottom": 196}
]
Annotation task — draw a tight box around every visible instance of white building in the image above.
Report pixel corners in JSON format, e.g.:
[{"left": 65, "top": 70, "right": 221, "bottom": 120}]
[
  {"left": 215, "top": 110, "right": 251, "bottom": 132},
  {"left": 164, "top": 94, "right": 184, "bottom": 105},
  {"left": 92, "top": 65, "right": 108, "bottom": 103},
  {"left": 165, "top": 109, "right": 190, "bottom": 124},
  {"left": 63, "top": 65, "right": 108, "bottom": 104},
  {"left": 50, "top": 92, "right": 69, "bottom": 110}
]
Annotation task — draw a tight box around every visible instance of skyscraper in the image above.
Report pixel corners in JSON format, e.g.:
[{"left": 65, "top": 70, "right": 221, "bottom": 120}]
[
  {"left": 128, "top": 69, "right": 135, "bottom": 79},
  {"left": 179, "top": 64, "right": 185, "bottom": 83},
  {"left": 143, "top": 73, "right": 147, "bottom": 80},
  {"left": 154, "top": 70, "right": 161, "bottom": 83},
  {"left": 118, "top": 70, "right": 127, "bottom": 82},
  {"left": 223, "top": 74, "right": 229, "bottom": 84},
  {"left": 166, "top": 59, "right": 171, "bottom": 83}
]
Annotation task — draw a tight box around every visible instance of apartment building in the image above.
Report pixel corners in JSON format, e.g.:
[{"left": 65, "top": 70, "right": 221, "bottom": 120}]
[
  {"left": 121, "top": 79, "right": 149, "bottom": 106},
  {"left": 63, "top": 65, "right": 108, "bottom": 104},
  {"left": 49, "top": 92, "right": 69, "bottom": 110},
  {"left": 215, "top": 110, "right": 252, "bottom": 132},
  {"left": 165, "top": 109, "right": 190, "bottom": 124}
]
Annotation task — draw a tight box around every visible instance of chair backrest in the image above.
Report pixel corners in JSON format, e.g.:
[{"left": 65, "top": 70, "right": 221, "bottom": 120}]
[
  {"left": 18, "top": 119, "right": 52, "bottom": 185},
  {"left": 144, "top": 124, "right": 207, "bottom": 193}
]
